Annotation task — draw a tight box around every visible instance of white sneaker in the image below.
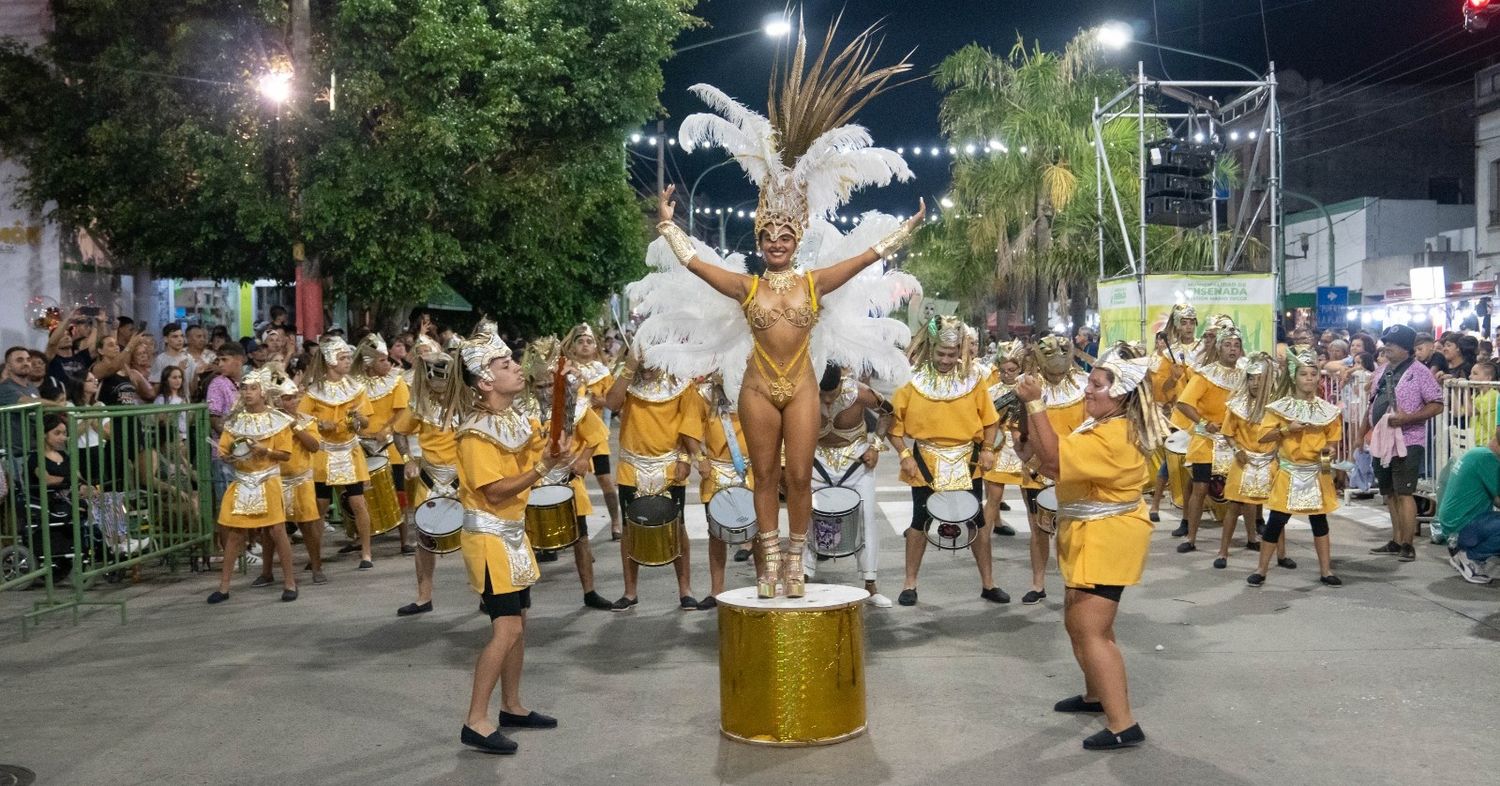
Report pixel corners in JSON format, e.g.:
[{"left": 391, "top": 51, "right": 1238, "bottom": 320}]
[
  {"left": 1448, "top": 551, "right": 1492, "bottom": 585},
  {"left": 242, "top": 552, "right": 263, "bottom": 567},
  {"left": 867, "top": 593, "right": 893, "bottom": 608}
]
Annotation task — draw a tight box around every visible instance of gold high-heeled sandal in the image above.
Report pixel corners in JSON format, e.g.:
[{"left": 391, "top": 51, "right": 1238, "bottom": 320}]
[
  {"left": 754, "top": 531, "right": 782, "bottom": 599},
  {"left": 784, "top": 534, "right": 807, "bottom": 598}
]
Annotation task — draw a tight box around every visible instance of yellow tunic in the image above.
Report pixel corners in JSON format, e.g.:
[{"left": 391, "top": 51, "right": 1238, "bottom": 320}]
[
  {"left": 397, "top": 410, "right": 458, "bottom": 507},
  {"left": 1221, "top": 402, "right": 1277, "bottom": 505},
  {"left": 617, "top": 375, "right": 699, "bottom": 490},
  {"left": 981, "top": 377, "right": 1024, "bottom": 486},
  {"left": 297, "top": 377, "right": 374, "bottom": 485},
  {"left": 1150, "top": 343, "right": 1196, "bottom": 406},
  {"left": 280, "top": 413, "right": 321, "bottom": 523},
  {"left": 890, "top": 365, "right": 999, "bottom": 489},
  {"left": 1175, "top": 365, "right": 1240, "bottom": 465},
  {"left": 216, "top": 412, "right": 294, "bottom": 529},
  {"left": 1055, "top": 417, "right": 1153, "bottom": 589},
  {"left": 1019, "top": 371, "right": 1088, "bottom": 490},
  {"left": 569, "top": 408, "right": 609, "bottom": 517},
  {"left": 683, "top": 386, "right": 753, "bottom": 500},
  {"left": 458, "top": 409, "right": 545, "bottom": 594},
  {"left": 1264, "top": 399, "right": 1342, "bottom": 516},
  {"left": 360, "top": 372, "right": 410, "bottom": 466}
]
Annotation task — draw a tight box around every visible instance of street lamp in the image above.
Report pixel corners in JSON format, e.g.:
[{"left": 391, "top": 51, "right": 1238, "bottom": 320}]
[
  {"left": 674, "top": 14, "right": 792, "bottom": 54},
  {"left": 258, "top": 69, "right": 292, "bottom": 105},
  {"left": 1095, "top": 20, "right": 1263, "bottom": 80}
]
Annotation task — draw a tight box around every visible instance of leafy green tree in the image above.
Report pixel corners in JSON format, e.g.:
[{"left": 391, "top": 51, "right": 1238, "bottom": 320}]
[{"left": 0, "top": 0, "right": 695, "bottom": 335}]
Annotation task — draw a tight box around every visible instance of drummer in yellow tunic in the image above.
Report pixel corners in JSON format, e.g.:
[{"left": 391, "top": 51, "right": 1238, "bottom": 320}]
[
  {"left": 1248, "top": 346, "right": 1345, "bottom": 588},
  {"left": 207, "top": 367, "right": 298, "bottom": 605},
  {"left": 516, "top": 340, "right": 614, "bottom": 611},
  {"left": 1170, "top": 324, "right": 1244, "bottom": 553},
  {"left": 981, "top": 342, "right": 1025, "bottom": 538},
  {"left": 561, "top": 323, "right": 624, "bottom": 540},
  {"left": 1014, "top": 342, "right": 1159, "bottom": 751},
  {"left": 1213, "top": 353, "right": 1289, "bottom": 570},
  {"left": 298, "top": 336, "right": 378, "bottom": 568},
  {"left": 451, "top": 323, "right": 582, "bottom": 755},
  {"left": 1017, "top": 335, "right": 1088, "bottom": 606},
  {"left": 1146, "top": 303, "right": 1199, "bottom": 521},
  {"left": 603, "top": 349, "right": 702, "bottom": 611},
  {"left": 680, "top": 373, "right": 753, "bottom": 608},
  {"left": 394, "top": 348, "right": 461, "bottom": 617},
  {"left": 888, "top": 316, "right": 1003, "bottom": 607},
  {"left": 354, "top": 334, "right": 415, "bottom": 553}
]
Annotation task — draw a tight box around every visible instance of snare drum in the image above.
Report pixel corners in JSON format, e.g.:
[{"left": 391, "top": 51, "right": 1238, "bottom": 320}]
[
  {"left": 925, "top": 490, "right": 980, "bottom": 550},
  {"left": 707, "top": 486, "right": 756, "bottom": 545},
  {"left": 811, "top": 486, "right": 864, "bottom": 558},
  {"left": 624, "top": 494, "right": 681, "bottom": 566},
  {"left": 1164, "top": 430, "right": 1191, "bottom": 455},
  {"left": 525, "top": 484, "right": 579, "bottom": 551},
  {"left": 414, "top": 495, "right": 463, "bottom": 554},
  {"left": 1034, "top": 487, "right": 1058, "bottom": 535}
]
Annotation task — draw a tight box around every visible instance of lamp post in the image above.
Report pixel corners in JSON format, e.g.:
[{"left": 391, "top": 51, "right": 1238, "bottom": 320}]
[
  {"left": 688, "top": 159, "right": 735, "bottom": 235},
  {"left": 1096, "top": 21, "right": 1262, "bottom": 80},
  {"left": 673, "top": 17, "right": 791, "bottom": 54}
]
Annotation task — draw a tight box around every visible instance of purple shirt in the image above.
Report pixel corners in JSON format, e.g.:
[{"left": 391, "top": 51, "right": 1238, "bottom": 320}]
[
  {"left": 1371, "top": 360, "right": 1443, "bottom": 447},
  {"left": 206, "top": 375, "right": 239, "bottom": 440}
]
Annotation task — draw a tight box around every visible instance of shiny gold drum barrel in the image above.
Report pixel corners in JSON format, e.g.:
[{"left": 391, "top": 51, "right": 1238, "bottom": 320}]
[
  {"left": 1165, "top": 431, "right": 1190, "bottom": 510},
  {"left": 717, "top": 585, "right": 868, "bottom": 746},
  {"left": 524, "top": 484, "right": 579, "bottom": 551},
  {"left": 624, "top": 494, "right": 681, "bottom": 566},
  {"left": 342, "top": 456, "right": 401, "bottom": 538}
]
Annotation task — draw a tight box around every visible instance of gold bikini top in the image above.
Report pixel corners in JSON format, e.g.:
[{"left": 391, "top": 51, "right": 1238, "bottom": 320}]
[{"left": 742, "top": 271, "right": 820, "bottom": 331}]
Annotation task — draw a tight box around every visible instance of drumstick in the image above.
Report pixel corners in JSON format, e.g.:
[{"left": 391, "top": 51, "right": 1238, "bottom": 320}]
[{"left": 548, "top": 363, "right": 567, "bottom": 453}]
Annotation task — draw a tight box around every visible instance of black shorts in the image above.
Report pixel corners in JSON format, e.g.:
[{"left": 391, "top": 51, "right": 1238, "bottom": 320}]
[
  {"left": 315, "top": 481, "right": 364, "bottom": 498},
  {"left": 1190, "top": 462, "right": 1212, "bottom": 483},
  {"left": 1073, "top": 584, "right": 1124, "bottom": 602},
  {"left": 576, "top": 515, "right": 589, "bottom": 537},
  {"left": 391, "top": 466, "right": 406, "bottom": 492},
  {"left": 592, "top": 454, "right": 612, "bottom": 475},
  {"left": 909, "top": 482, "right": 983, "bottom": 532},
  {"left": 1021, "top": 487, "right": 1043, "bottom": 514},
  {"left": 1374, "top": 445, "right": 1423, "bottom": 497},
  {"left": 481, "top": 573, "right": 532, "bottom": 619}
]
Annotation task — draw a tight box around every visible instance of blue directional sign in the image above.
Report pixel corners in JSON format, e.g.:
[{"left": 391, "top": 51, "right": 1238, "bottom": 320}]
[{"left": 1316, "top": 286, "right": 1348, "bottom": 329}]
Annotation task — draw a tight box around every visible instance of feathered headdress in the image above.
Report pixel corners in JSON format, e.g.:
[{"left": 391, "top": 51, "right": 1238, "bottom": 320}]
[{"left": 678, "top": 15, "right": 915, "bottom": 241}]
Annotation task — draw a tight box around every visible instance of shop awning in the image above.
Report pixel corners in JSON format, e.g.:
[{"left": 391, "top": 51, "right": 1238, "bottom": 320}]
[{"left": 426, "top": 281, "right": 472, "bottom": 311}]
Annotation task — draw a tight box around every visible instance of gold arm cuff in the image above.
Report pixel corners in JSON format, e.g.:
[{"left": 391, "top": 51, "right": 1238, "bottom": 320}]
[
  {"left": 657, "top": 221, "right": 696, "bottom": 265},
  {"left": 871, "top": 223, "right": 914, "bottom": 259},
  {"left": 1025, "top": 400, "right": 1047, "bottom": 415},
  {"left": 899, "top": 448, "right": 913, "bottom": 460}
]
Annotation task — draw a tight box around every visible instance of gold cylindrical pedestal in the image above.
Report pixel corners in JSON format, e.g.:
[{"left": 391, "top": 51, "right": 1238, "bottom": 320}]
[{"left": 717, "top": 585, "right": 867, "bottom": 746}]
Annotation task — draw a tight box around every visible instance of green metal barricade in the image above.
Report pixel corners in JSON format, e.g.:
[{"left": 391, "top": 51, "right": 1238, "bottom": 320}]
[
  {"left": 0, "top": 403, "right": 62, "bottom": 605},
  {"left": 12, "top": 402, "right": 216, "bottom": 637}
]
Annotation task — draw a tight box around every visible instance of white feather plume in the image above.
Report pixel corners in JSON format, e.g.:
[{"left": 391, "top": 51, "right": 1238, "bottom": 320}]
[
  {"left": 794, "top": 125, "right": 914, "bottom": 220},
  {"left": 678, "top": 84, "right": 783, "bottom": 189}
]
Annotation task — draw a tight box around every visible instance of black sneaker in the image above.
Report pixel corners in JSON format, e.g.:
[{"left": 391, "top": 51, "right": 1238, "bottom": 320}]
[
  {"left": 1082, "top": 723, "right": 1145, "bottom": 750},
  {"left": 460, "top": 725, "right": 517, "bottom": 755},
  {"left": 1398, "top": 544, "right": 1416, "bottom": 562},
  {"left": 980, "top": 587, "right": 1010, "bottom": 604},
  {"left": 994, "top": 524, "right": 1017, "bottom": 537},
  {"left": 1212, "top": 557, "right": 1227, "bottom": 569},
  {"left": 583, "top": 591, "right": 613, "bottom": 610},
  {"left": 251, "top": 575, "right": 274, "bottom": 588},
  {"left": 897, "top": 588, "right": 918, "bottom": 606},
  {"left": 280, "top": 588, "right": 299, "bottom": 602},
  {"left": 1176, "top": 541, "right": 1197, "bottom": 553},
  {"left": 1053, "top": 695, "right": 1104, "bottom": 713},
  {"left": 679, "top": 595, "right": 699, "bottom": 610},
  {"left": 1149, "top": 512, "right": 1160, "bottom": 523},
  {"left": 1369, "top": 540, "right": 1401, "bottom": 555},
  {"left": 610, "top": 596, "right": 638, "bottom": 612},
  {"left": 1277, "top": 557, "right": 1298, "bottom": 570},
  {"left": 206, "top": 590, "right": 230, "bottom": 604},
  {"left": 696, "top": 595, "right": 718, "bottom": 610},
  {"left": 338, "top": 542, "right": 361, "bottom": 554},
  {"left": 1320, "top": 574, "right": 1343, "bottom": 586},
  {"left": 400, "top": 544, "right": 416, "bottom": 555},
  {"left": 357, "top": 559, "right": 374, "bottom": 570},
  {"left": 1245, "top": 541, "right": 1262, "bottom": 551},
  {"left": 498, "top": 710, "right": 557, "bottom": 729},
  {"left": 1246, "top": 573, "right": 1265, "bottom": 587},
  {"left": 1171, "top": 522, "right": 1189, "bottom": 537},
  {"left": 1021, "top": 589, "right": 1046, "bottom": 605},
  {"left": 397, "top": 601, "right": 434, "bottom": 616},
  {"left": 1000, "top": 501, "right": 1012, "bottom": 511},
  {"left": 732, "top": 548, "right": 752, "bottom": 563}
]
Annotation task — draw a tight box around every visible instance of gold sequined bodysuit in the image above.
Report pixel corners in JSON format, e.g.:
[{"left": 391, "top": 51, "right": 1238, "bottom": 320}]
[{"left": 742, "top": 271, "right": 820, "bottom": 408}]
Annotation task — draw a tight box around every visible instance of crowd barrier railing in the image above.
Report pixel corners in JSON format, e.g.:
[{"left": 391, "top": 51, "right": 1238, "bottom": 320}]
[{"left": 0, "top": 403, "right": 64, "bottom": 610}]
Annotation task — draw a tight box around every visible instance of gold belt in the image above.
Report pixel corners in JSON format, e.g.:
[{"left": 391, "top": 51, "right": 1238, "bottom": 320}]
[
  {"left": 993, "top": 438, "right": 1024, "bottom": 474},
  {"left": 232, "top": 465, "right": 281, "bottom": 516},
  {"left": 463, "top": 509, "right": 538, "bottom": 588},
  {"left": 1210, "top": 435, "right": 1236, "bottom": 475},
  {"left": 280, "top": 469, "right": 311, "bottom": 514},
  {"left": 322, "top": 437, "right": 360, "bottom": 486},
  {"left": 708, "top": 458, "right": 744, "bottom": 490},
  {"left": 1237, "top": 450, "right": 1276, "bottom": 499},
  {"left": 420, "top": 460, "right": 459, "bottom": 497},
  {"left": 816, "top": 439, "right": 867, "bottom": 476},
  {"left": 621, "top": 449, "right": 680, "bottom": 496},
  {"left": 1279, "top": 459, "right": 1324, "bottom": 512},
  {"left": 916, "top": 441, "right": 975, "bottom": 492},
  {"left": 1057, "top": 497, "right": 1143, "bottom": 522}
]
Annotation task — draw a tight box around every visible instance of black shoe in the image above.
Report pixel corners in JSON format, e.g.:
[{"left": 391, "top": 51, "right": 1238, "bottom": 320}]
[
  {"left": 460, "top": 725, "right": 517, "bottom": 755},
  {"left": 251, "top": 575, "right": 274, "bottom": 588},
  {"left": 696, "top": 595, "right": 718, "bottom": 610},
  {"left": 1245, "top": 541, "right": 1262, "bottom": 551},
  {"left": 1082, "top": 723, "right": 1145, "bottom": 750},
  {"left": 1370, "top": 540, "right": 1401, "bottom": 555},
  {"left": 1171, "top": 522, "right": 1189, "bottom": 537},
  {"left": 732, "top": 548, "right": 751, "bottom": 563},
  {"left": 537, "top": 550, "right": 559, "bottom": 563},
  {"left": 1320, "top": 574, "right": 1343, "bottom": 586},
  {"left": 1212, "top": 557, "right": 1227, "bottom": 569},
  {"left": 1021, "top": 589, "right": 1046, "bottom": 605},
  {"left": 281, "top": 588, "right": 299, "bottom": 602},
  {"left": 1398, "top": 544, "right": 1416, "bottom": 562},
  {"left": 400, "top": 544, "right": 416, "bottom": 555},
  {"left": 980, "top": 587, "right": 1011, "bottom": 604},
  {"left": 499, "top": 710, "right": 557, "bottom": 729},
  {"left": 1149, "top": 512, "right": 1160, "bottom": 523},
  {"left": 1255, "top": 519, "right": 1266, "bottom": 536},
  {"left": 1246, "top": 573, "right": 1265, "bottom": 586},
  {"left": 358, "top": 559, "right": 374, "bottom": 570},
  {"left": 583, "top": 591, "right": 613, "bottom": 610},
  {"left": 398, "top": 601, "right": 434, "bottom": 617},
  {"left": 610, "top": 596, "right": 638, "bottom": 612},
  {"left": 994, "top": 524, "right": 1017, "bottom": 537},
  {"left": 1176, "top": 541, "right": 1197, "bottom": 553},
  {"left": 1277, "top": 557, "right": 1298, "bottom": 570},
  {"left": 338, "top": 542, "right": 360, "bottom": 554},
  {"left": 1000, "top": 501, "right": 1012, "bottom": 511},
  {"left": 897, "top": 588, "right": 918, "bottom": 606},
  {"left": 679, "top": 595, "right": 699, "bottom": 610},
  {"left": 1053, "top": 695, "right": 1104, "bottom": 713},
  {"left": 206, "top": 590, "right": 230, "bottom": 604}
]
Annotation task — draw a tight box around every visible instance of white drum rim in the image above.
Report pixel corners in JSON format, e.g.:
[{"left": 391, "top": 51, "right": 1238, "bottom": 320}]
[
  {"left": 1036, "top": 487, "right": 1059, "bottom": 512},
  {"left": 707, "top": 487, "right": 755, "bottom": 528},
  {"left": 528, "top": 484, "right": 575, "bottom": 506},
  {"left": 1164, "top": 431, "right": 1190, "bottom": 454},
  {"left": 927, "top": 490, "right": 979, "bottom": 522},
  {"left": 812, "top": 486, "right": 863, "bottom": 515},
  {"left": 415, "top": 496, "right": 464, "bottom": 536}
]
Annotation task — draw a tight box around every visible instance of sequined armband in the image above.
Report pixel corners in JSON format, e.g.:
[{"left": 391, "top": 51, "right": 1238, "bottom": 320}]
[{"left": 657, "top": 221, "right": 696, "bottom": 266}]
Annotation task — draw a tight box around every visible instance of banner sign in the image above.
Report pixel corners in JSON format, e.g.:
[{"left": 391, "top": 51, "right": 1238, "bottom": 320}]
[{"left": 1098, "top": 273, "right": 1276, "bottom": 356}]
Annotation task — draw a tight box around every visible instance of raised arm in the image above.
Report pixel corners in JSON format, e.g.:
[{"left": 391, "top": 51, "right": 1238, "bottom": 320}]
[
  {"left": 656, "top": 186, "right": 750, "bottom": 302},
  {"left": 813, "top": 199, "right": 926, "bottom": 296}
]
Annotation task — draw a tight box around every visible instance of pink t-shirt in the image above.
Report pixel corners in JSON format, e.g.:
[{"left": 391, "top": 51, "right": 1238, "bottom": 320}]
[{"left": 1371, "top": 360, "right": 1442, "bottom": 447}]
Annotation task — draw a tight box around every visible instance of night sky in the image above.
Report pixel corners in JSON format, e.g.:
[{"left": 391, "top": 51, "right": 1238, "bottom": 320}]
[{"left": 636, "top": 0, "right": 1500, "bottom": 237}]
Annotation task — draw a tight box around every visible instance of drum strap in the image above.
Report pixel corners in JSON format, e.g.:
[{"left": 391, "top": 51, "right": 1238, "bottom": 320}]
[
  {"left": 910, "top": 445, "right": 936, "bottom": 485},
  {"left": 813, "top": 452, "right": 864, "bottom": 488},
  {"left": 718, "top": 413, "right": 747, "bottom": 480}
]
